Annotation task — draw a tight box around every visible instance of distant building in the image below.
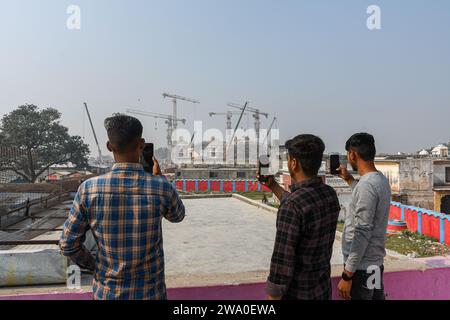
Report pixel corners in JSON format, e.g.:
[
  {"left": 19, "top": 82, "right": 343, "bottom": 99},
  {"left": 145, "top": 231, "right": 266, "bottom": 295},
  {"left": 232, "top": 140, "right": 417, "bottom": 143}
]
[
  {"left": 50, "top": 162, "right": 77, "bottom": 169},
  {"left": 375, "top": 158, "right": 450, "bottom": 214},
  {"left": 175, "top": 138, "right": 261, "bottom": 167},
  {"left": 431, "top": 144, "right": 449, "bottom": 158},
  {"left": 174, "top": 142, "right": 284, "bottom": 180},
  {"left": 45, "top": 170, "right": 93, "bottom": 182}
]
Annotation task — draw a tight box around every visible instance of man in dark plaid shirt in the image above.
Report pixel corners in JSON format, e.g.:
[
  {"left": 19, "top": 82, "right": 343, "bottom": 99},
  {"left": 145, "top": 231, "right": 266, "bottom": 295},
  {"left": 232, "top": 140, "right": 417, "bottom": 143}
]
[
  {"left": 60, "top": 114, "right": 185, "bottom": 300},
  {"left": 260, "top": 134, "right": 340, "bottom": 300}
]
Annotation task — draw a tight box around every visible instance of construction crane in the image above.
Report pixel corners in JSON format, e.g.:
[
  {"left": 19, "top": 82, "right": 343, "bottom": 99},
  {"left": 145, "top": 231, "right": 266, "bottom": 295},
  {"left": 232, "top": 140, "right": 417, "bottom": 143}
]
[
  {"left": 162, "top": 93, "right": 199, "bottom": 132},
  {"left": 261, "top": 116, "right": 278, "bottom": 149},
  {"left": 126, "top": 109, "right": 186, "bottom": 164},
  {"left": 227, "top": 102, "right": 269, "bottom": 158},
  {"left": 225, "top": 102, "right": 249, "bottom": 163},
  {"left": 227, "top": 102, "right": 269, "bottom": 137},
  {"left": 208, "top": 111, "right": 246, "bottom": 130},
  {"left": 83, "top": 102, "right": 103, "bottom": 165}
]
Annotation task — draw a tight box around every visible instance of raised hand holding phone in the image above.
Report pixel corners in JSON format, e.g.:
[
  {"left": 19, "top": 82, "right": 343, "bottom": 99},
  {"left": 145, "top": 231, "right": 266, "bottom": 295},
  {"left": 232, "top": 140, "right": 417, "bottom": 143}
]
[
  {"left": 152, "top": 157, "right": 162, "bottom": 176},
  {"left": 258, "top": 155, "right": 273, "bottom": 184},
  {"left": 141, "top": 143, "right": 155, "bottom": 174},
  {"left": 329, "top": 153, "right": 340, "bottom": 175}
]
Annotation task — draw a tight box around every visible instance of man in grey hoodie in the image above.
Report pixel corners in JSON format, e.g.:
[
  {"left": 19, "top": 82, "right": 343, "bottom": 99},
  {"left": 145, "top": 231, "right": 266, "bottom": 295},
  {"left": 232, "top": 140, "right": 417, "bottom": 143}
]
[{"left": 336, "top": 133, "right": 391, "bottom": 300}]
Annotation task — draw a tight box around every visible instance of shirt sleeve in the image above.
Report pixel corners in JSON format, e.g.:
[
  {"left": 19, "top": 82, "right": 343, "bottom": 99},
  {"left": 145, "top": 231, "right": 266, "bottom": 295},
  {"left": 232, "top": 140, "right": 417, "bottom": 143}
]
[
  {"left": 59, "top": 186, "right": 95, "bottom": 271},
  {"left": 350, "top": 179, "right": 359, "bottom": 190},
  {"left": 266, "top": 200, "right": 302, "bottom": 297},
  {"left": 163, "top": 183, "right": 185, "bottom": 223},
  {"left": 344, "top": 181, "right": 378, "bottom": 273},
  {"left": 280, "top": 190, "right": 291, "bottom": 204}
]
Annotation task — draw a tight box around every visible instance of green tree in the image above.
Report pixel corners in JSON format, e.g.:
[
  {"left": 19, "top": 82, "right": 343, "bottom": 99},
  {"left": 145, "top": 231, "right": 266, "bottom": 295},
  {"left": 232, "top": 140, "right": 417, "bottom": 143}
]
[{"left": 0, "top": 104, "right": 90, "bottom": 183}]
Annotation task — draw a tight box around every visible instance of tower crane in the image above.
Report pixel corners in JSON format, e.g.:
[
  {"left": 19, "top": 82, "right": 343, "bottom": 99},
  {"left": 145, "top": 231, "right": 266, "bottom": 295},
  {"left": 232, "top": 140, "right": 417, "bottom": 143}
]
[
  {"left": 208, "top": 111, "right": 247, "bottom": 130},
  {"left": 162, "top": 93, "right": 199, "bottom": 131},
  {"left": 83, "top": 102, "right": 103, "bottom": 166},
  {"left": 225, "top": 102, "right": 249, "bottom": 162},
  {"left": 227, "top": 102, "right": 269, "bottom": 138},
  {"left": 261, "top": 116, "right": 278, "bottom": 150},
  {"left": 227, "top": 102, "right": 269, "bottom": 158},
  {"left": 126, "top": 108, "right": 186, "bottom": 164}
]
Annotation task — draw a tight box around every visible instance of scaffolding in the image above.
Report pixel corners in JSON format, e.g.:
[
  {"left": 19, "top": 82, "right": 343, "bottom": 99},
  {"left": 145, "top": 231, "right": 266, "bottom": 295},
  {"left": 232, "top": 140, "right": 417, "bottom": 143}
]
[{"left": 0, "top": 146, "right": 34, "bottom": 183}]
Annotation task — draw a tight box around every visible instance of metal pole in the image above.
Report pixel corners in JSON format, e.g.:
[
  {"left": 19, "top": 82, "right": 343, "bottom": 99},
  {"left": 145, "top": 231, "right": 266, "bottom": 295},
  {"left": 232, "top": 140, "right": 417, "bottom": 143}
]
[
  {"left": 172, "top": 99, "right": 177, "bottom": 131},
  {"left": 167, "top": 119, "right": 173, "bottom": 164},
  {"left": 84, "top": 103, "right": 103, "bottom": 164},
  {"left": 226, "top": 112, "right": 232, "bottom": 130}
]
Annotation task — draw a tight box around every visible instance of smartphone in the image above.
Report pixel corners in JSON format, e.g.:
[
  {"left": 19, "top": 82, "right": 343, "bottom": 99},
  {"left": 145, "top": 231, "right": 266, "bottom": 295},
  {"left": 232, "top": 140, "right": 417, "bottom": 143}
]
[
  {"left": 258, "top": 154, "right": 272, "bottom": 183},
  {"left": 329, "top": 153, "right": 340, "bottom": 175},
  {"left": 141, "top": 143, "right": 154, "bottom": 173}
]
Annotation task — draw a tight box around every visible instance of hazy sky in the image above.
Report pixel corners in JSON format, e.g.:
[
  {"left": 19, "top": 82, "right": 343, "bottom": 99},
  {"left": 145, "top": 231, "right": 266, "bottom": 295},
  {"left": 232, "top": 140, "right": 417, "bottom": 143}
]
[{"left": 1, "top": 0, "right": 449, "bottom": 156}]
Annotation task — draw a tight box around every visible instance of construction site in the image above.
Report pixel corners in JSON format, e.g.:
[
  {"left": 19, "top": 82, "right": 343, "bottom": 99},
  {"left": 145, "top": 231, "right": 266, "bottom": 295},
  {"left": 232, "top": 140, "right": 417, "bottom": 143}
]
[{"left": 0, "top": 100, "right": 449, "bottom": 301}]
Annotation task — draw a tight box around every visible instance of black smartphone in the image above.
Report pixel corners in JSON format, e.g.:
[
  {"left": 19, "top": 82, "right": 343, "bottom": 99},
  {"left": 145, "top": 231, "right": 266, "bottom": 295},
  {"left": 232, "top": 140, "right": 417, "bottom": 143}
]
[
  {"left": 329, "top": 154, "right": 340, "bottom": 175},
  {"left": 258, "top": 154, "right": 272, "bottom": 183},
  {"left": 141, "top": 143, "right": 154, "bottom": 173}
]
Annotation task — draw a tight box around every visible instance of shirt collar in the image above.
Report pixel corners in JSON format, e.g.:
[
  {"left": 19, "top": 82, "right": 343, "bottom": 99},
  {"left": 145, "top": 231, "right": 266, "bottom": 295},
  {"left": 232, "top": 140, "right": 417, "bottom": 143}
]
[
  {"left": 112, "top": 163, "right": 144, "bottom": 172},
  {"left": 290, "top": 177, "right": 323, "bottom": 192}
]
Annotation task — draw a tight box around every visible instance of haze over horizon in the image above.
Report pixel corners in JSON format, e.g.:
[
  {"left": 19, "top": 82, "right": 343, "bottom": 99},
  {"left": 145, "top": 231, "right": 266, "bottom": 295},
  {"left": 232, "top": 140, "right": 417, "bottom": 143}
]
[{"left": 1, "top": 0, "right": 449, "bottom": 156}]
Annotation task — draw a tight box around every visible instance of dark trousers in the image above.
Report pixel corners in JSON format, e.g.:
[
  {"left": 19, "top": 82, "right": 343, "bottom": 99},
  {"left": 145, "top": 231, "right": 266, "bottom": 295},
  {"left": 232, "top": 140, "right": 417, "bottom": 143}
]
[{"left": 351, "top": 265, "right": 385, "bottom": 300}]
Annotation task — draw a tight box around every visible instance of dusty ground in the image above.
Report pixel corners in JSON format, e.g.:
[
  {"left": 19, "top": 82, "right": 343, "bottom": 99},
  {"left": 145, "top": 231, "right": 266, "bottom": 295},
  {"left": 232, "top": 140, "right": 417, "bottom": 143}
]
[{"left": 164, "top": 197, "right": 354, "bottom": 287}]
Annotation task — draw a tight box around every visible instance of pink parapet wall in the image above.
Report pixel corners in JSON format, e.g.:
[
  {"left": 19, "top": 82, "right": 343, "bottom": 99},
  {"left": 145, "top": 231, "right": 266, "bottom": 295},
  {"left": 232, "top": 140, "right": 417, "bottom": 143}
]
[{"left": 1, "top": 267, "right": 450, "bottom": 300}]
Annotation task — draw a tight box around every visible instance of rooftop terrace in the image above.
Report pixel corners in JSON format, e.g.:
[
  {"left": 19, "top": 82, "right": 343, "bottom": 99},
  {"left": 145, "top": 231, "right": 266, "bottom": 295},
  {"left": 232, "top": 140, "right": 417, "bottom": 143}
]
[{"left": 0, "top": 195, "right": 449, "bottom": 300}]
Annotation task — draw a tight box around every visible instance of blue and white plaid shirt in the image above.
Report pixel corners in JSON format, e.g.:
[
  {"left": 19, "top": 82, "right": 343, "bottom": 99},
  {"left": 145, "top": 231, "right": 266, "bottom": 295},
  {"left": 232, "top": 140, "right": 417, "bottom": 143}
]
[{"left": 60, "top": 163, "right": 185, "bottom": 300}]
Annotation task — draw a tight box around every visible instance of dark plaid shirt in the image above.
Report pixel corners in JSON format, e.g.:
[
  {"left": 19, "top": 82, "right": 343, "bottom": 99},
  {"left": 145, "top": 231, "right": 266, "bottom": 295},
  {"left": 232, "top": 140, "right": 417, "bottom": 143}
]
[{"left": 266, "top": 178, "right": 340, "bottom": 300}]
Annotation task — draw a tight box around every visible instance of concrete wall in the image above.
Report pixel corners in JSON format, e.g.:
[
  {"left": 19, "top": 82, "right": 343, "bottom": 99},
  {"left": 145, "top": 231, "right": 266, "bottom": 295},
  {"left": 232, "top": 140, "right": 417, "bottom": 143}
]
[
  {"left": 396, "top": 159, "right": 434, "bottom": 209},
  {"left": 2, "top": 267, "right": 450, "bottom": 300},
  {"left": 397, "top": 192, "right": 435, "bottom": 210},
  {"left": 399, "top": 159, "right": 433, "bottom": 191},
  {"left": 376, "top": 161, "right": 400, "bottom": 193},
  {"left": 433, "top": 161, "right": 450, "bottom": 186}
]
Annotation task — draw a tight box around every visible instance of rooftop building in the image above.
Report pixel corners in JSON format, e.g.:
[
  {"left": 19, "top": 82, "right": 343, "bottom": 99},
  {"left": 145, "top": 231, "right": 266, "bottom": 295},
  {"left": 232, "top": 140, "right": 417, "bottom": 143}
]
[{"left": 432, "top": 144, "right": 449, "bottom": 158}]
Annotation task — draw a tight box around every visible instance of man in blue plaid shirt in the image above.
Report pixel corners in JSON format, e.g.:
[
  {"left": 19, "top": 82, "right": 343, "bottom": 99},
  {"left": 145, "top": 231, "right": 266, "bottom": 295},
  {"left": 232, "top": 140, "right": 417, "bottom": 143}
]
[{"left": 60, "top": 114, "right": 185, "bottom": 300}]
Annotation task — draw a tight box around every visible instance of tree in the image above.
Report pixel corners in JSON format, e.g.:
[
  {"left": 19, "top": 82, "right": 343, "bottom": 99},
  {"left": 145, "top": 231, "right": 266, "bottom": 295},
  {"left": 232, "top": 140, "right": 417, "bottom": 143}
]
[{"left": 0, "top": 104, "right": 90, "bottom": 183}]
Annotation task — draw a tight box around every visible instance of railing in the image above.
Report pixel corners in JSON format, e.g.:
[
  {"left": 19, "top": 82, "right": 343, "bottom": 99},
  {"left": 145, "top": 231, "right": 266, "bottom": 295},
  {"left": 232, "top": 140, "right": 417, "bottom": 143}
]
[
  {"left": 172, "top": 179, "right": 271, "bottom": 193},
  {"left": 390, "top": 202, "right": 450, "bottom": 245},
  {"left": 0, "top": 191, "right": 70, "bottom": 229},
  {"left": 0, "top": 240, "right": 60, "bottom": 246}
]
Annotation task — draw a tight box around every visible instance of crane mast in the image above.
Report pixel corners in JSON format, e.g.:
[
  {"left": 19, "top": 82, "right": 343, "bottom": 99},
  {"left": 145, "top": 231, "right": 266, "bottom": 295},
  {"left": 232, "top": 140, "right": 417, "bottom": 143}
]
[
  {"left": 262, "top": 116, "right": 277, "bottom": 150},
  {"left": 83, "top": 102, "right": 103, "bottom": 165},
  {"left": 162, "top": 93, "right": 199, "bottom": 132},
  {"left": 227, "top": 102, "right": 269, "bottom": 158}
]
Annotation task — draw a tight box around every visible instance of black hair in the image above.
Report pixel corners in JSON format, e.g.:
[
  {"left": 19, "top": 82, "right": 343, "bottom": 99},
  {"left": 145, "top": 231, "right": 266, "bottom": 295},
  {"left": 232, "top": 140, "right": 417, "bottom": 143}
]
[
  {"left": 104, "top": 113, "right": 143, "bottom": 153},
  {"left": 285, "top": 134, "right": 325, "bottom": 177},
  {"left": 345, "top": 132, "right": 376, "bottom": 161}
]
